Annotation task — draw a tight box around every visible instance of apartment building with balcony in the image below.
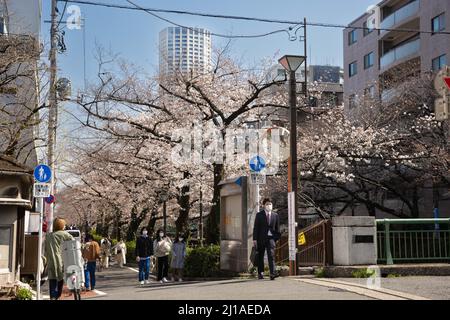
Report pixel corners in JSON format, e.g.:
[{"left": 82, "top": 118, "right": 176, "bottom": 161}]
[{"left": 344, "top": 0, "right": 450, "bottom": 109}]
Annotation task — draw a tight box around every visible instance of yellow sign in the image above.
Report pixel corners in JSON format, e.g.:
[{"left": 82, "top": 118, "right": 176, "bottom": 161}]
[{"left": 298, "top": 232, "right": 306, "bottom": 245}]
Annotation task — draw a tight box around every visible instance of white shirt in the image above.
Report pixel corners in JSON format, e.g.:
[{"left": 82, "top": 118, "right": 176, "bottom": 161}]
[{"left": 265, "top": 210, "right": 272, "bottom": 236}]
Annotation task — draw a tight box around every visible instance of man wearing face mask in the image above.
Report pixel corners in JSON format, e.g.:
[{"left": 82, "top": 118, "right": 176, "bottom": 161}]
[
  {"left": 135, "top": 227, "right": 154, "bottom": 285},
  {"left": 253, "top": 198, "right": 281, "bottom": 280}
]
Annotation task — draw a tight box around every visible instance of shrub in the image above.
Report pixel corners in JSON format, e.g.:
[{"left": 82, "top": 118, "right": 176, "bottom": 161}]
[
  {"left": 184, "top": 245, "right": 220, "bottom": 277},
  {"left": 16, "top": 287, "right": 32, "bottom": 300},
  {"left": 126, "top": 240, "right": 136, "bottom": 262},
  {"left": 352, "top": 268, "right": 375, "bottom": 278},
  {"left": 314, "top": 267, "right": 326, "bottom": 278}
]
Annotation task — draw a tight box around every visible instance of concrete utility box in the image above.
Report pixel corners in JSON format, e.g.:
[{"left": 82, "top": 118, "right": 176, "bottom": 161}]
[
  {"left": 332, "top": 216, "right": 377, "bottom": 265},
  {"left": 219, "top": 176, "right": 259, "bottom": 273}
]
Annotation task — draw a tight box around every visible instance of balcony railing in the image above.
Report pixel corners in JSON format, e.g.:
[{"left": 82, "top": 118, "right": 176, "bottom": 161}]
[
  {"left": 381, "top": 0, "right": 420, "bottom": 33},
  {"left": 380, "top": 38, "right": 420, "bottom": 69}
]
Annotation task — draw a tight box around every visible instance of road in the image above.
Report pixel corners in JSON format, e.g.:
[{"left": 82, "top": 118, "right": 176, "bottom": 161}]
[{"left": 88, "top": 266, "right": 372, "bottom": 300}]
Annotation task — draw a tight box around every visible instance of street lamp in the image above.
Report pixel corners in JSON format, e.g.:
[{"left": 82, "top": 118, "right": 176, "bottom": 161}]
[
  {"left": 278, "top": 54, "right": 306, "bottom": 276},
  {"left": 160, "top": 192, "right": 169, "bottom": 234}
]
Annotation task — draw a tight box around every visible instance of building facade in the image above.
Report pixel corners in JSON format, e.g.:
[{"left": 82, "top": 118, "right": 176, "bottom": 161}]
[
  {"left": 344, "top": 0, "right": 450, "bottom": 110},
  {"left": 159, "top": 27, "right": 212, "bottom": 76}
]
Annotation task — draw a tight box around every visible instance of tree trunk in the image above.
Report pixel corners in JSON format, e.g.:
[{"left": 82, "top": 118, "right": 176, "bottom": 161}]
[
  {"left": 126, "top": 206, "right": 142, "bottom": 241},
  {"left": 176, "top": 171, "right": 191, "bottom": 235},
  {"left": 206, "top": 163, "right": 223, "bottom": 244}
]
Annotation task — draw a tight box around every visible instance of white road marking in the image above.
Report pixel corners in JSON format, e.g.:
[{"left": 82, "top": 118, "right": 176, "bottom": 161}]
[
  {"left": 127, "top": 267, "right": 139, "bottom": 273},
  {"left": 295, "top": 278, "right": 429, "bottom": 300},
  {"left": 93, "top": 289, "right": 107, "bottom": 296}
]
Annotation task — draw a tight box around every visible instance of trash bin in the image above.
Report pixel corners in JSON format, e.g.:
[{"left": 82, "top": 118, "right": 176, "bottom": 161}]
[{"left": 332, "top": 216, "right": 377, "bottom": 265}]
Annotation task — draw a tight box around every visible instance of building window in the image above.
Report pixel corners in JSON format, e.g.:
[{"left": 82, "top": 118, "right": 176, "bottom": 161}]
[
  {"left": 363, "top": 21, "right": 373, "bottom": 36},
  {"left": 349, "top": 61, "right": 358, "bottom": 77},
  {"left": 0, "top": 226, "right": 12, "bottom": 271},
  {"left": 349, "top": 94, "right": 357, "bottom": 109},
  {"left": 348, "top": 29, "right": 357, "bottom": 45},
  {"left": 364, "top": 52, "right": 375, "bottom": 69},
  {"left": 432, "top": 54, "right": 447, "bottom": 71},
  {"left": 432, "top": 13, "right": 445, "bottom": 34},
  {"left": 365, "top": 86, "right": 376, "bottom": 99}
]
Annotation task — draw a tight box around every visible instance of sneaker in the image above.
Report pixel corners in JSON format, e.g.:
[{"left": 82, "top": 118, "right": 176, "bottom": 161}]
[
  {"left": 178, "top": 278, "right": 183, "bottom": 282},
  {"left": 144, "top": 280, "right": 149, "bottom": 284},
  {"left": 140, "top": 281, "right": 144, "bottom": 285},
  {"left": 162, "top": 277, "right": 169, "bottom": 283},
  {"left": 160, "top": 280, "right": 164, "bottom": 284}
]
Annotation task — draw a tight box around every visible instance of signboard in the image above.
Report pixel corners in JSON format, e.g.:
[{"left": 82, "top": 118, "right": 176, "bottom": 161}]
[
  {"left": 444, "top": 77, "right": 450, "bottom": 90},
  {"left": 287, "top": 192, "right": 296, "bottom": 261},
  {"left": 249, "top": 155, "right": 266, "bottom": 173},
  {"left": 34, "top": 164, "right": 52, "bottom": 183},
  {"left": 298, "top": 232, "right": 306, "bottom": 245},
  {"left": 250, "top": 172, "right": 266, "bottom": 185},
  {"left": 45, "top": 194, "right": 55, "bottom": 204},
  {"left": 33, "top": 183, "right": 51, "bottom": 198}
]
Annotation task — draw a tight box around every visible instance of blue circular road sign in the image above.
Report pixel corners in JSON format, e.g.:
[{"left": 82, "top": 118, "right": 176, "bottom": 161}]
[
  {"left": 45, "top": 194, "right": 55, "bottom": 204},
  {"left": 249, "top": 156, "right": 266, "bottom": 172},
  {"left": 34, "top": 164, "right": 52, "bottom": 183}
]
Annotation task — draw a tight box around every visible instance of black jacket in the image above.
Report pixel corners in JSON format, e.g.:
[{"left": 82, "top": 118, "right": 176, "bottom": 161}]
[
  {"left": 253, "top": 210, "right": 280, "bottom": 243},
  {"left": 135, "top": 235, "right": 153, "bottom": 257}
]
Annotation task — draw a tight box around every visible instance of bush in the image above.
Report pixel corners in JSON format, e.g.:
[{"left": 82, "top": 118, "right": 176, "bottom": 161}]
[
  {"left": 16, "top": 287, "right": 32, "bottom": 300},
  {"left": 126, "top": 240, "right": 136, "bottom": 262},
  {"left": 314, "top": 267, "right": 326, "bottom": 278},
  {"left": 184, "top": 245, "right": 220, "bottom": 278},
  {"left": 352, "top": 268, "right": 375, "bottom": 278}
]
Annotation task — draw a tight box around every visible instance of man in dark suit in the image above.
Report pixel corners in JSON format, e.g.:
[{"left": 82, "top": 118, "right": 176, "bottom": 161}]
[{"left": 253, "top": 198, "right": 280, "bottom": 280}]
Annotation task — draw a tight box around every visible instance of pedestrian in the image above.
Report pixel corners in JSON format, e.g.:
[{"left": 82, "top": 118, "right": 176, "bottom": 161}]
[
  {"left": 154, "top": 229, "right": 172, "bottom": 283},
  {"left": 135, "top": 227, "right": 153, "bottom": 285},
  {"left": 171, "top": 233, "right": 187, "bottom": 282},
  {"left": 44, "top": 217, "right": 74, "bottom": 300},
  {"left": 114, "top": 239, "right": 127, "bottom": 268},
  {"left": 82, "top": 233, "right": 101, "bottom": 290},
  {"left": 100, "top": 237, "right": 111, "bottom": 269},
  {"left": 253, "top": 198, "right": 281, "bottom": 280}
]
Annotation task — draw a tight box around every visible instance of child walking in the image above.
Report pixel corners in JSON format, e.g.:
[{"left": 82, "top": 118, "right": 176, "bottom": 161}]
[{"left": 171, "top": 233, "right": 187, "bottom": 282}]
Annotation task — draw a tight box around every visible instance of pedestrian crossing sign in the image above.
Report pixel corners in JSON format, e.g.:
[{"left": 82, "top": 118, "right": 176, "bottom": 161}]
[{"left": 298, "top": 232, "right": 306, "bottom": 245}]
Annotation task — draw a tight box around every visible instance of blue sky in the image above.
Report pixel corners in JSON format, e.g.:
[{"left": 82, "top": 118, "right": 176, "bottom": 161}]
[{"left": 41, "top": 0, "right": 376, "bottom": 93}]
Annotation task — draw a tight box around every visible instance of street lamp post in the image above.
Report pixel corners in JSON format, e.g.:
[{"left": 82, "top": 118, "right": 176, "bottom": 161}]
[{"left": 278, "top": 55, "right": 306, "bottom": 276}]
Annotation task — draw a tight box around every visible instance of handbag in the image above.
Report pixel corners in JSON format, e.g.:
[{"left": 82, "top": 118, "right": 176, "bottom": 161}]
[{"left": 250, "top": 246, "right": 258, "bottom": 266}]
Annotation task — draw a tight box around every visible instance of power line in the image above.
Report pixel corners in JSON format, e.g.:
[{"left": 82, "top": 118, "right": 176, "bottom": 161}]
[
  {"left": 59, "top": 0, "right": 450, "bottom": 36},
  {"left": 124, "top": 0, "right": 291, "bottom": 39}
]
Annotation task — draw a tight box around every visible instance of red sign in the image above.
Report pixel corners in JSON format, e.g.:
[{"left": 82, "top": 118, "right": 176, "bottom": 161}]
[{"left": 444, "top": 77, "right": 450, "bottom": 90}]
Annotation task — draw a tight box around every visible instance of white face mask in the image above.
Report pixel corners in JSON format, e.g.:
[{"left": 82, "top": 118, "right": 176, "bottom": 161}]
[
  {"left": 159, "top": 233, "right": 164, "bottom": 237},
  {"left": 265, "top": 204, "right": 273, "bottom": 212},
  {"left": 142, "top": 231, "right": 148, "bottom": 236},
  {"left": 179, "top": 238, "right": 183, "bottom": 242}
]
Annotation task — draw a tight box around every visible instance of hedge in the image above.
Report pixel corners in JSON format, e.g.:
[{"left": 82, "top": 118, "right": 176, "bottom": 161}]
[{"left": 183, "top": 245, "right": 220, "bottom": 277}]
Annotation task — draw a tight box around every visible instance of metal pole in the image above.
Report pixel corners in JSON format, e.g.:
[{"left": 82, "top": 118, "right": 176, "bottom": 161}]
[
  {"left": 47, "top": 0, "right": 58, "bottom": 233},
  {"left": 199, "top": 187, "right": 203, "bottom": 246},
  {"left": 36, "top": 197, "right": 44, "bottom": 300},
  {"left": 163, "top": 200, "right": 167, "bottom": 234},
  {"left": 289, "top": 70, "right": 298, "bottom": 276}
]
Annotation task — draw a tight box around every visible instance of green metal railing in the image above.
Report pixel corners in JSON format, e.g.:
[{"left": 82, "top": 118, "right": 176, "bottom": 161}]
[{"left": 377, "top": 219, "right": 450, "bottom": 265}]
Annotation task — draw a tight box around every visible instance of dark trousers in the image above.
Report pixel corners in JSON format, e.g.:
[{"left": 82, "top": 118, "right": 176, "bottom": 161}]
[
  {"left": 86, "top": 261, "right": 97, "bottom": 289},
  {"left": 157, "top": 256, "right": 169, "bottom": 281},
  {"left": 257, "top": 238, "right": 276, "bottom": 276},
  {"left": 49, "top": 279, "right": 64, "bottom": 300},
  {"left": 138, "top": 258, "right": 150, "bottom": 281}
]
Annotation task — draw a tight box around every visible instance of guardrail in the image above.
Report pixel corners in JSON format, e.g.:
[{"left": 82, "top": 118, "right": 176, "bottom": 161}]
[{"left": 377, "top": 218, "right": 450, "bottom": 265}]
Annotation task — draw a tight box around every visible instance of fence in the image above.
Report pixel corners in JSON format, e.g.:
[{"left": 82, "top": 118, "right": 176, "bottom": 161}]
[
  {"left": 297, "top": 220, "right": 333, "bottom": 266},
  {"left": 377, "top": 218, "right": 450, "bottom": 264}
]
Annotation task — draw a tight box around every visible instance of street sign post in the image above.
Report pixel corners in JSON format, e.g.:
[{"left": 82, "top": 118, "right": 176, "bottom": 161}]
[
  {"left": 250, "top": 172, "right": 266, "bottom": 185},
  {"left": 33, "top": 164, "right": 52, "bottom": 300},
  {"left": 288, "top": 192, "right": 296, "bottom": 267},
  {"left": 249, "top": 155, "right": 266, "bottom": 173}
]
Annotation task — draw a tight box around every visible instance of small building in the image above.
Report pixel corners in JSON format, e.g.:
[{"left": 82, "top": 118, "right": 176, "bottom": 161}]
[{"left": 0, "top": 154, "right": 33, "bottom": 287}]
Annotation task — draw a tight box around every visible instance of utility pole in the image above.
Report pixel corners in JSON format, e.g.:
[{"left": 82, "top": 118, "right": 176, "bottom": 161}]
[
  {"left": 47, "top": 0, "right": 58, "bottom": 233},
  {"left": 199, "top": 186, "right": 203, "bottom": 246}
]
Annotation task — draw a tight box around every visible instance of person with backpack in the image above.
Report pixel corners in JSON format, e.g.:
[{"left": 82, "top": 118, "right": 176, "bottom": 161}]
[
  {"left": 44, "top": 217, "right": 74, "bottom": 300},
  {"left": 135, "top": 227, "right": 153, "bottom": 285},
  {"left": 171, "top": 233, "right": 187, "bottom": 282},
  {"left": 153, "top": 229, "right": 172, "bottom": 283}
]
